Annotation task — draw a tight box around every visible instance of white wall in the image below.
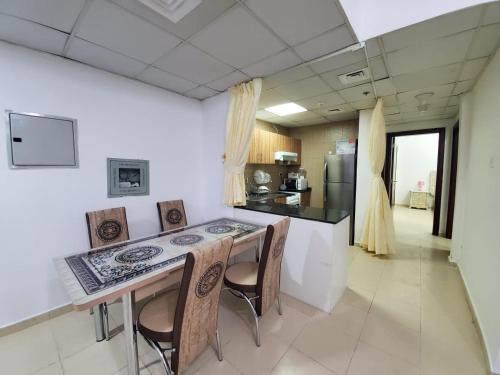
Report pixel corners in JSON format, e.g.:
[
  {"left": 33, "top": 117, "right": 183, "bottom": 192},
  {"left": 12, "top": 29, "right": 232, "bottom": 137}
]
[
  {"left": 394, "top": 134, "right": 439, "bottom": 205},
  {"left": 0, "top": 42, "right": 205, "bottom": 327},
  {"left": 452, "top": 48, "right": 500, "bottom": 373},
  {"left": 354, "top": 109, "right": 372, "bottom": 244},
  {"left": 339, "top": 0, "right": 491, "bottom": 41},
  {"left": 201, "top": 92, "right": 233, "bottom": 220}
]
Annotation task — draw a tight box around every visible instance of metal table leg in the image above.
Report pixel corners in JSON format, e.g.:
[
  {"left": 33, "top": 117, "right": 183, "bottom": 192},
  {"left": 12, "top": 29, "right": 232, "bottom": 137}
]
[
  {"left": 93, "top": 303, "right": 106, "bottom": 342},
  {"left": 122, "top": 291, "right": 139, "bottom": 375}
]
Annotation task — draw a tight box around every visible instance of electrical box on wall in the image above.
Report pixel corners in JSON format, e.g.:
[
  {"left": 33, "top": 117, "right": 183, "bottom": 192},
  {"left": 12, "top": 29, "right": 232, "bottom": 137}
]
[{"left": 6, "top": 110, "right": 79, "bottom": 168}]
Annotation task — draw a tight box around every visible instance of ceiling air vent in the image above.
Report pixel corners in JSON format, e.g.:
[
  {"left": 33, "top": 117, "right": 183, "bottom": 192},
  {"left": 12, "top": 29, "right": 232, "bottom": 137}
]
[
  {"left": 338, "top": 68, "right": 371, "bottom": 85},
  {"left": 138, "top": 0, "right": 202, "bottom": 23}
]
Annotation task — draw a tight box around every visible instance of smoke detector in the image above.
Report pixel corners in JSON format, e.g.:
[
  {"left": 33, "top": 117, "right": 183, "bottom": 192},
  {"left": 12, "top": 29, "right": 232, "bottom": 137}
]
[
  {"left": 138, "top": 0, "right": 202, "bottom": 23},
  {"left": 338, "top": 68, "right": 371, "bottom": 85},
  {"left": 415, "top": 92, "right": 434, "bottom": 112}
]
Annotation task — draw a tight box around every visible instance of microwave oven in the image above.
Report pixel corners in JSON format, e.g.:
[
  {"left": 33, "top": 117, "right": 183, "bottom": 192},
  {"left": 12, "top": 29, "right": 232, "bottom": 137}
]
[{"left": 284, "top": 178, "right": 308, "bottom": 191}]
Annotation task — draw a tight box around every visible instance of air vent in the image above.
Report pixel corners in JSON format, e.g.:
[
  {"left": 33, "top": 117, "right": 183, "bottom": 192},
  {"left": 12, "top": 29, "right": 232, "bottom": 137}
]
[
  {"left": 138, "top": 0, "right": 202, "bottom": 23},
  {"left": 328, "top": 108, "right": 343, "bottom": 112},
  {"left": 338, "top": 68, "right": 371, "bottom": 85}
]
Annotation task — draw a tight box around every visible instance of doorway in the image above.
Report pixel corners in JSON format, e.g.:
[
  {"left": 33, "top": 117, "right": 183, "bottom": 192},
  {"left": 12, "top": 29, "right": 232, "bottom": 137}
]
[{"left": 383, "top": 128, "right": 445, "bottom": 236}]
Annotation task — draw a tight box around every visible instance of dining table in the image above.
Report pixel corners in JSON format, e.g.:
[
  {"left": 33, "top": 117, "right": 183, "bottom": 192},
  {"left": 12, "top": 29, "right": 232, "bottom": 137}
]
[{"left": 55, "top": 217, "right": 266, "bottom": 375}]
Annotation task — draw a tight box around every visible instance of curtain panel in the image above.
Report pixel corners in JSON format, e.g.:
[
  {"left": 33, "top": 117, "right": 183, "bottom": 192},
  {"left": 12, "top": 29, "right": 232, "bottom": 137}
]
[
  {"left": 223, "top": 78, "right": 262, "bottom": 206},
  {"left": 360, "top": 98, "right": 396, "bottom": 255}
]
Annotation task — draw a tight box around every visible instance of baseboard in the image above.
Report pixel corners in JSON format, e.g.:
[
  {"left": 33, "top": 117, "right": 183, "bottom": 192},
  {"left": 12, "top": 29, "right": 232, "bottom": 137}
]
[
  {"left": 456, "top": 265, "right": 497, "bottom": 375},
  {"left": 0, "top": 303, "right": 72, "bottom": 337}
]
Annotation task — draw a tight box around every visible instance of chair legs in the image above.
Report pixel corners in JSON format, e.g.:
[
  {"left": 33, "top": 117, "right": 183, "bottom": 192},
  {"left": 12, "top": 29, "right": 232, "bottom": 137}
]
[
  {"left": 216, "top": 329, "right": 223, "bottom": 361},
  {"left": 277, "top": 294, "right": 283, "bottom": 316},
  {"left": 141, "top": 333, "right": 173, "bottom": 375},
  {"left": 223, "top": 288, "right": 261, "bottom": 347}
]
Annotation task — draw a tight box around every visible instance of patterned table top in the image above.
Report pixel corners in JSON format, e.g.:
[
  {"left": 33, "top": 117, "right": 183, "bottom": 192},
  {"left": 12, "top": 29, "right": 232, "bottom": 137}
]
[{"left": 63, "top": 218, "right": 263, "bottom": 296}]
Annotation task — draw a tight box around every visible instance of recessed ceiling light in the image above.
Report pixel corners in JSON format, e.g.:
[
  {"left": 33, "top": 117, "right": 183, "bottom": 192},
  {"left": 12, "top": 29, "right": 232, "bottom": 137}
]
[{"left": 265, "top": 102, "right": 307, "bottom": 116}]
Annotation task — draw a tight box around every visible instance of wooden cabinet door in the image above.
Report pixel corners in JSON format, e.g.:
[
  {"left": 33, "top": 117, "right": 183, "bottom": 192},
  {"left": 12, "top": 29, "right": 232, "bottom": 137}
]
[
  {"left": 260, "top": 130, "right": 274, "bottom": 164},
  {"left": 247, "top": 128, "right": 259, "bottom": 164}
]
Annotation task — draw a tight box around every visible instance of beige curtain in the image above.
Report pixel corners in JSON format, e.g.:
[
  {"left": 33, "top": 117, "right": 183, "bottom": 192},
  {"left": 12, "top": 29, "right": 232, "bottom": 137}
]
[
  {"left": 223, "top": 78, "right": 262, "bottom": 206},
  {"left": 360, "top": 98, "right": 396, "bottom": 255}
]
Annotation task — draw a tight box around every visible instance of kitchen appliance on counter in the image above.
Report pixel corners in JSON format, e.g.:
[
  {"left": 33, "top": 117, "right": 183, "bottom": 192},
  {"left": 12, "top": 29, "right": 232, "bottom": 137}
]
[
  {"left": 324, "top": 150, "right": 357, "bottom": 245},
  {"left": 284, "top": 176, "right": 308, "bottom": 191}
]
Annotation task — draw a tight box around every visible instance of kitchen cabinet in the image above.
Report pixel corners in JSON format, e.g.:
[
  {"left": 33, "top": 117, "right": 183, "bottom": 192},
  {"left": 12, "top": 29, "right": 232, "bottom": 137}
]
[
  {"left": 247, "top": 128, "right": 301, "bottom": 165},
  {"left": 299, "top": 190, "right": 311, "bottom": 206}
]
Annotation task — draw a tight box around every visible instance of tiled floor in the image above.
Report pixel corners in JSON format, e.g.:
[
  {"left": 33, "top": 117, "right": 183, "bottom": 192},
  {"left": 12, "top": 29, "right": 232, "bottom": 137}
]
[{"left": 0, "top": 206, "right": 489, "bottom": 375}]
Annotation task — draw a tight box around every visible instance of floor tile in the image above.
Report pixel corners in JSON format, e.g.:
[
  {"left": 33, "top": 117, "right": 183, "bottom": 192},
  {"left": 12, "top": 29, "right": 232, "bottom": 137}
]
[
  {"left": 30, "top": 362, "right": 64, "bottom": 375},
  {"left": 259, "top": 301, "right": 311, "bottom": 345},
  {"left": 347, "top": 341, "right": 419, "bottom": 375},
  {"left": 271, "top": 347, "right": 336, "bottom": 375}
]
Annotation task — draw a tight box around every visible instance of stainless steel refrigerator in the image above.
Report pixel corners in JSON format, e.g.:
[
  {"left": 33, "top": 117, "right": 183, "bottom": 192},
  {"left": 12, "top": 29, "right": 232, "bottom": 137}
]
[{"left": 324, "top": 152, "right": 357, "bottom": 244}]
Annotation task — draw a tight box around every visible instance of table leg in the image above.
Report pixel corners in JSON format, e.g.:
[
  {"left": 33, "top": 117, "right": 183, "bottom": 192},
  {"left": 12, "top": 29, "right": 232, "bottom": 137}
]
[
  {"left": 122, "top": 291, "right": 139, "bottom": 375},
  {"left": 93, "top": 304, "right": 106, "bottom": 342}
]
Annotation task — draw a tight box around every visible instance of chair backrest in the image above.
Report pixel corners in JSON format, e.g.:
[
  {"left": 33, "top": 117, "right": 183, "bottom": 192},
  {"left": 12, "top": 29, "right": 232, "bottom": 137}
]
[
  {"left": 157, "top": 200, "right": 187, "bottom": 232},
  {"left": 172, "top": 236, "right": 233, "bottom": 374},
  {"left": 85, "top": 207, "right": 130, "bottom": 248},
  {"left": 256, "top": 217, "right": 291, "bottom": 316}
]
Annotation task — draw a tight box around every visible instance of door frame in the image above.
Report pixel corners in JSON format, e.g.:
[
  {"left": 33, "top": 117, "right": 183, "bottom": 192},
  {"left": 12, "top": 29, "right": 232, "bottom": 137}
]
[
  {"left": 445, "top": 123, "right": 459, "bottom": 238},
  {"left": 382, "top": 127, "right": 446, "bottom": 236}
]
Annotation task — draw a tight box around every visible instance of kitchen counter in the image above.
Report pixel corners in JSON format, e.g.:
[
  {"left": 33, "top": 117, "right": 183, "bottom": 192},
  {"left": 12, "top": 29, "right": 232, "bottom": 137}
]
[
  {"left": 237, "top": 200, "right": 349, "bottom": 224},
  {"left": 278, "top": 187, "right": 312, "bottom": 193}
]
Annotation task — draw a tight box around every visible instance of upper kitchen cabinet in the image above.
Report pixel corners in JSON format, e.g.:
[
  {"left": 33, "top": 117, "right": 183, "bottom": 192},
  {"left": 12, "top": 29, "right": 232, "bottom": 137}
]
[{"left": 247, "top": 128, "right": 301, "bottom": 165}]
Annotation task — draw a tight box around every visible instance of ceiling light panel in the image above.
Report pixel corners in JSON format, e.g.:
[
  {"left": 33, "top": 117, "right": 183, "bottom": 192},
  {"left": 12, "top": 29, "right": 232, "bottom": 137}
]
[
  {"left": 244, "top": 0, "right": 344, "bottom": 46},
  {"left": 265, "top": 102, "right": 307, "bottom": 116},
  {"left": 137, "top": 0, "right": 202, "bottom": 23}
]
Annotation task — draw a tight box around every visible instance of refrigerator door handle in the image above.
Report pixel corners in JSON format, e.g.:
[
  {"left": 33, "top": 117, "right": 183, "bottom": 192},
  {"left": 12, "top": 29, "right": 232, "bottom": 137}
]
[{"left": 323, "top": 160, "right": 328, "bottom": 207}]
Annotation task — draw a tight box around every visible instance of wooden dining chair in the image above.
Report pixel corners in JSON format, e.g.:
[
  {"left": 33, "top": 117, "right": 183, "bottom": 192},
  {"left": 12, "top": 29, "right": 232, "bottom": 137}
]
[
  {"left": 137, "top": 236, "right": 234, "bottom": 375},
  {"left": 223, "top": 216, "right": 290, "bottom": 346},
  {"left": 157, "top": 200, "right": 188, "bottom": 232},
  {"left": 86, "top": 207, "right": 130, "bottom": 341}
]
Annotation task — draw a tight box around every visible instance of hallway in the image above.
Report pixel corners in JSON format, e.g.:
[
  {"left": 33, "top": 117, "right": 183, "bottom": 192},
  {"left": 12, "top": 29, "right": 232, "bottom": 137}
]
[{"left": 346, "top": 205, "right": 488, "bottom": 374}]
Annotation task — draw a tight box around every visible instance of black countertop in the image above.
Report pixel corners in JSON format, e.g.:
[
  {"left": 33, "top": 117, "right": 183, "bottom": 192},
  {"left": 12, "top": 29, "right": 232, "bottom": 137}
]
[
  {"left": 236, "top": 200, "right": 350, "bottom": 225},
  {"left": 278, "top": 187, "right": 312, "bottom": 193}
]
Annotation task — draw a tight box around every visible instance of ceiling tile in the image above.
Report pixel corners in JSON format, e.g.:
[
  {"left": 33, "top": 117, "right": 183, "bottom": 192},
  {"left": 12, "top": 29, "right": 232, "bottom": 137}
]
[
  {"left": 381, "top": 95, "right": 398, "bottom": 107},
  {"left": 258, "top": 89, "right": 289, "bottom": 109},
  {"left": 374, "top": 78, "right": 396, "bottom": 96},
  {"left": 397, "top": 83, "right": 454, "bottom": 104},
  {"left": 448, "top": 96, "right": 459, "bottom": 106},
  {"left": 0, "top": 14, "right": 67, "bottom": 55},
  {"left": 444, "top": 105, "right": 459, "bottom": 116},
  {"left": 384, "top": 113, "right": 403, "bottom": 123},
  {"left": 256, "top": 110, "right": 279, "bottom": 121},
  {"left": 467, "top": 23, "right": 500, "bottom": 59},
  {"left": 274, "top": 76, "right": 332, "bottom": 100},
  {"left": 77, "top": 1, "right": 180, "bottom": 63},
  {"left": 399, "top": 98, "right": 449, "bottom": 113},
  {"left": 482, "top": 1, "right": 500, "bottom": 26},
  {"left": 244, "top": 0, "right": 344, "bottom": 46},
  {"left": 190, "top": 6, "right": 284, "bottom": 68},
  {"left": 351, "top": 98, "right": 376, "bottom": 110},
  {"left": 459, "top": 57, "right": 488, "bottom": 81},
  {"left": 387, "top": 30, "right": 474, "bottom": 76},
  {"left": 384, "top": 106, "right": 400, "bottom": 115},
  {"left": 313, "top": 103, "right": 355, "bottom": 116},
  {"left": 392, "top": 63, "right": 461, "bottom": 92},
  {"left": 453, "top": 80, "right": 475, "bottom": 95},
  {"left": 262, "top": 66, "right": 315, "bottom": 90},
  {"left": 282, "top": 111, "right": 323, "bottom": 122},
  {"left": 242, "top": 49, "right": 301, "bottom": 78},
  {"left": 382, "top": 6, "right": 481, "bottom": 52},
  {"left": 295, "top": 116, "right": 330, "bottom": 126},
  {"left": 402, "top": 108, "right": 447, "bottom": 121},
  {"left": 320, "top": 60, "right": 369, "bottom": 90},
  {"left": 267, "top": 117, "right": 299, "bottom": 126},
  {"left": 108, "top": 0, "right": 235, "bottom": 40},
  {"left": 154, "top": 43, "right": 233, "bottom": 84},
  {"left": 294, "top": 25, "right": 355, "bottom": 61},
  {"left": 67, "top": 38, "right": 147, "bottom": 77},
  {"left": 0, "top": 0, "right": 85, "bottom": 33},
  {"left": 185, "top": 85, "right": 218, "bottom": 100},
  {"left": 325, "top": 111, "right": 358, "bottom": 122},
  {"left": 338, "top": 83, "right": 374, "bottom": 102},
  {"left": 310, "top": 49, "right": 365, "bottom": 74},
  {"left": 136, "top": 66, "right": 198, "bottom": 93},
  {"left": 365, "top": 38, "right": 381, "bottom": 58},
  {"left": 296, "top": 92, "right": 345, "bottom": 111},
  {"left": 206, "top": 70, "right": 249, "bottom": 91},
  {"left": 369, "top": 56, "right": 389, "bottom": 80}
]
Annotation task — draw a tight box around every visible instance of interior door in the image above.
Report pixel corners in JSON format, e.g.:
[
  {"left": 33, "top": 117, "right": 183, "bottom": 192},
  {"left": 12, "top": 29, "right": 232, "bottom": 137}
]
[{"left": 391, "top": 144, "right": 398, "bottom": 206}]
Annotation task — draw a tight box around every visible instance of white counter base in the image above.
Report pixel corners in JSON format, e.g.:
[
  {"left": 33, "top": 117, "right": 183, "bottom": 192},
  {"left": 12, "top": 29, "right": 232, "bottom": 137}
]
[{"left": 234, "top": 209, "right": 349, "bottom": 313}]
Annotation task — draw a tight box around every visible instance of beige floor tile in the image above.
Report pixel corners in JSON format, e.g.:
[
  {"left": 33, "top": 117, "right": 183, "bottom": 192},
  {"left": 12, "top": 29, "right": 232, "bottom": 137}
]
[
  {"left": 62, "top": 333, "right": 128, "bottom": 375},
  {"left": 370, "top": 295, "right": 420, "bottom": 332},
  {"left": 347, "top": 342, "right": 419, "bottom": 375},
  {"left": 30, "top": 362, "right": 64, "bottom": 375},
  {"left": 374, "top": 278, "right": 420, "bottom": 307},
  {"left": 280, "top": 293, "right": 327, "bottom": 319},
  {"left": 0, "top": 321, "right": 59, "bottom": 375},
  {"left": 224, "top": 333, "right": 289, "bottom": 375},
  {"left": 271, "top": 347, "right": 336, "bottom": 375},
  {"left": 292, "top": 318, "right": 358, "bottom": 374},
  {"left": 337, "top": 286, "right": 374, "bottom": 313},
  {"left": 328, "top": 302, "right": 368, "bottom": 338},
  {"left": 360, "top": 313, "right": 420, "bottom": 365},
  {"left": 49, "top": 310, "right": 97, "bottom": 359},
  {"left": 421, "top": 334, "right": 489, "bottom": 375},
  {"left": 259, "top": 301, "right": 311, "bottom": 345}
]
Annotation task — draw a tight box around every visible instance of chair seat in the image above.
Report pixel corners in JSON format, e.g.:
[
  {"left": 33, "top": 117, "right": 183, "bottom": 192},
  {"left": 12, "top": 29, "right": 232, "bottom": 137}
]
[
  {"left": 224, "top": 262, "right": 258, "bottom": 293},
  {"left": 137, "top": 289, "right": 179, "bottom": 343}
]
